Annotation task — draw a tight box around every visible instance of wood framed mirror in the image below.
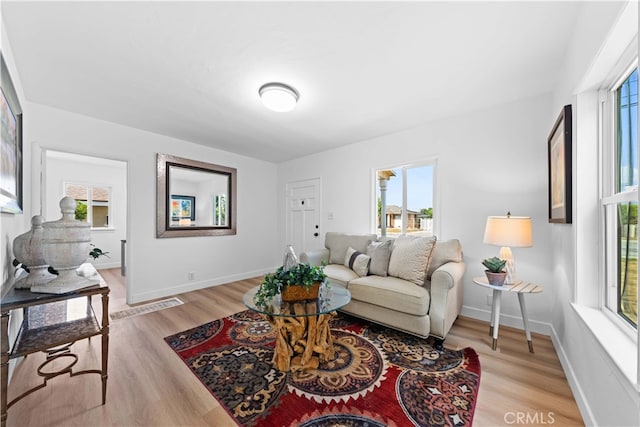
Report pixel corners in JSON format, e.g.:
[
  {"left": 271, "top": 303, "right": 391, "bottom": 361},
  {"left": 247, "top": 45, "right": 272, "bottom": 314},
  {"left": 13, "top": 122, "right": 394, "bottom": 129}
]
[{"left": 156, "top": 153, "right": 237, "bottom": 238}]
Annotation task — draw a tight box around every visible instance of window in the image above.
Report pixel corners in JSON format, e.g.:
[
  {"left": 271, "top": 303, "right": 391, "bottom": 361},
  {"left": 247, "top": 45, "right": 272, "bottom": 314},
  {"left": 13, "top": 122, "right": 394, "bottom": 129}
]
[
  {"left": 64, "top": 182, "right": 112, "bottom": 228},
  {"left": 213, "top": 194, "right": 226, "bottom": 226},
  {"left": 602, "top": 66, "right": 638, "bottom": 329},
  {"left": 374, "top": 161, "right": 436, "bottom": 237}
]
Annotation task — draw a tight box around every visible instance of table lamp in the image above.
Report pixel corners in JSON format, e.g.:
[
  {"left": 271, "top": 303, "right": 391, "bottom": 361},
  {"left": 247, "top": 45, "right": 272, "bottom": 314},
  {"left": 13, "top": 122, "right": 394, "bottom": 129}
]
[{"left": 483, "top": 212, "right": 533, "bottom": 284}]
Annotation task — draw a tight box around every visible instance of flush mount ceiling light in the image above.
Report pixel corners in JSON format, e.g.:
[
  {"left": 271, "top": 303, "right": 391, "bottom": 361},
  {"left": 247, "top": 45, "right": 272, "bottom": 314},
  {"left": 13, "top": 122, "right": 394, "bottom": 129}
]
[{"left": 259, "top": 82, "right": 299, "bottom": 112}]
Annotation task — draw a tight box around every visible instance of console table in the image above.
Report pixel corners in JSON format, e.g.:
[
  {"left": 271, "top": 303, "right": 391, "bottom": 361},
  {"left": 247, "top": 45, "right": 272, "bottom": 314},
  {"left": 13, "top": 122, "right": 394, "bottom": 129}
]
[{"left": 1, "top": 278, "right": 109, "bottom": 427}]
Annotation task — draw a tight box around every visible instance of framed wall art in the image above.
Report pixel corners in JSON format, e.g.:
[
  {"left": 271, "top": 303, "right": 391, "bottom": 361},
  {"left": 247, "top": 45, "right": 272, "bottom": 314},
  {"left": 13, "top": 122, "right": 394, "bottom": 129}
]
[
  {"left": 548, "top": 104, "right": 572, "bottom": 224},
  {"left": 0, "top": 51, "right": 23, "bottom": 214},
  {"left": 171, "top": 195, "right": 196, "bottom": 222}
]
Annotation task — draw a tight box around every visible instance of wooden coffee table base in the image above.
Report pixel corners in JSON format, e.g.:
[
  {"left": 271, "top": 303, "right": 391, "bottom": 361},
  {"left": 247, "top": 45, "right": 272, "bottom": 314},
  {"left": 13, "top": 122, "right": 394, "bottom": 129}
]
[{"left": 268, "top": 301, "right": 336, "bottom": 372}]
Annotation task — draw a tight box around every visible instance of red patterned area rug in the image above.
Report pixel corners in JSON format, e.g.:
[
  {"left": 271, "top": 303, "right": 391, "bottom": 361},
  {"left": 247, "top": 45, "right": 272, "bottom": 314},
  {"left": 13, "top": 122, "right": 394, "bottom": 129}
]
[{"left": 164, "top": 310, "right": 481, "bottom": 427}]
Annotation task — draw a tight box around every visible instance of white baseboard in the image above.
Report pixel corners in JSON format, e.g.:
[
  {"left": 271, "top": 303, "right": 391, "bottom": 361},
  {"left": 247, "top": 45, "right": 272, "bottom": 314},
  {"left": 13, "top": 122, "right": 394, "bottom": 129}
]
[
  {"left": 460, "top": 305, "right": 552, "bottom": 336},
  {"left": 128, "top": 267, "right": 273, "bottom": 304},
  {"left": 461, "top": 305, "right": 595, "bottom": 424},
  {"left": 95, "top": 262, "right": 121, "bottom": 270},
  {"left": 549, "top": 325, "right": 596, "bottom": 427}
]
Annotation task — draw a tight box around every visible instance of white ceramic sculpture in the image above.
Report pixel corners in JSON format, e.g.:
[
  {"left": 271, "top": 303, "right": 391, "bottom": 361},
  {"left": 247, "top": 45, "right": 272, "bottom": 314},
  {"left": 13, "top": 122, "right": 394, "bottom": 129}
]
[
  {"left": 282, "top": 245, "right": 299, "bottom": 272},
  {"left": 12, "top": 215, "right": 57, "bottom": 288},
  {"left": 32, "top": 197, "right": 99, "bottom": 294}
]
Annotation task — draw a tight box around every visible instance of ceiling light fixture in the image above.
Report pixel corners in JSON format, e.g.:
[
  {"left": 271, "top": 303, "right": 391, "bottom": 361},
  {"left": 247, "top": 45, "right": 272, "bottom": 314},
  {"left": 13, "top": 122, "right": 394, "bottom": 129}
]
[{"left": 259, "top": 82, "right": 299, "bottom": 112}]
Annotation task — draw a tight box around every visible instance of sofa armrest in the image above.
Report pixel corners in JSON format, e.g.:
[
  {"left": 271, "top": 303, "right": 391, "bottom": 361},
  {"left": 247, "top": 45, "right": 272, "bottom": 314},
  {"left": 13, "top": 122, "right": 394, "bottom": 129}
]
[
  {"left": 300, "top": 249, "right": 330, "bottom": 267},
  {"left": 431, "top": 261, "right": 465, "bottom": 290},
  {"left": 429, "top": 261, "right": 466, "bottom": 339}
]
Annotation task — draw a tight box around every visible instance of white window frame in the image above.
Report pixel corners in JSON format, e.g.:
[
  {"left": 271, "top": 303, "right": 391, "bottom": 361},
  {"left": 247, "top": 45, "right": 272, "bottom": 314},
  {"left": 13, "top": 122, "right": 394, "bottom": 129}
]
[
  {"left": 64, "top": 181, "right": 113, "bottom": 230},
  {"left": 213, "top": 193, "right": 227, "bottom": 226},
  {"left": 599, "top": 59, "right": 638, "bottom": 336},
  {"left": 572, "top": 4, "right": 639, "bottom": 394},
  {"left": 371, "top": 158, "right": 439, "bottom": 238}
]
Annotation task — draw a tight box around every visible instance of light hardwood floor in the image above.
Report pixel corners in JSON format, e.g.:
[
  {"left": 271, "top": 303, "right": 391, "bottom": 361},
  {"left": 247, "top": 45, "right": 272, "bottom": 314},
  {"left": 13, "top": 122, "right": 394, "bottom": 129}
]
[{"left": 6, "top": 268, "right": 583, "bottom": 426}]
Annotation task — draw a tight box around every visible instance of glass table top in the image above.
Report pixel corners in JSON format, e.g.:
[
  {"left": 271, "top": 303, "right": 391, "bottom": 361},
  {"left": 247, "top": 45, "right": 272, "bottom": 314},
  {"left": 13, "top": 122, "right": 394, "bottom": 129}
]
[{"left": 243, "top": 284, "right": 351, "bottom": 317}]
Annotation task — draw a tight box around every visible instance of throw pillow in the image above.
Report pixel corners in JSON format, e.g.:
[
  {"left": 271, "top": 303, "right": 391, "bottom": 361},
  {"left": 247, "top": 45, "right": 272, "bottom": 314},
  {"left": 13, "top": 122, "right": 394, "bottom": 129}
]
[
  {"left": 427, "top": 239, "right": 463, "bottom": 279},
  {"left": 366, "top": 240, "right": 392, "bottom": 276},
  {"left": 344, "top": 247, "right": 371, "bottom": 277},
  {"left": 326, "top": 232, "right": 377, "bottom": 265},
  {"left": 388, "top": 235, "right": 437, "bottom": 286}
]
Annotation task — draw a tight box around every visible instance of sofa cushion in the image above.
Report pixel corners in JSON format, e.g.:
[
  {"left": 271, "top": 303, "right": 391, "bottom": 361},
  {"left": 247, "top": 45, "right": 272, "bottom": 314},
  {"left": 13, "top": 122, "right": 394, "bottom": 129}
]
[
  {"left": 325, "top": 232, "right": 377, "bottom": 265},
  {"left": 366, "top": 240, "right": 392, "bottom": 277},
  {"left": 324, "top": 264, "right": 359, "bottom": 287},
  {"left": 427, "top": 239, "right": 463, "bottom": 279},
  {"left": 344, "top": 247, "right": 370, "bottom": 277},
  {"left": 348, "top": 275, "right": 430, "bottom": 316},
  {"left": 388, "top": 235, "right": 437, "bottom": 286}
]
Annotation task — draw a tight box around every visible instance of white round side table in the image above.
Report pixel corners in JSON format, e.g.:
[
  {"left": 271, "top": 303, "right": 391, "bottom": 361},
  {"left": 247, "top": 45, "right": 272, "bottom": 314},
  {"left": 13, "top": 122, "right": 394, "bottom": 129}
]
[{"left": 472, "top": 277, "right": 543, "bottom": 353}]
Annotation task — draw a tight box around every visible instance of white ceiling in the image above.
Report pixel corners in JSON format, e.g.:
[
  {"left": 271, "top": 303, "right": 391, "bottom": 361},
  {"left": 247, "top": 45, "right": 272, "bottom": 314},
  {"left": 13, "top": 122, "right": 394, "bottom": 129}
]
[{"left": 2, "top": 1, "right": 588, "bottom": 163}]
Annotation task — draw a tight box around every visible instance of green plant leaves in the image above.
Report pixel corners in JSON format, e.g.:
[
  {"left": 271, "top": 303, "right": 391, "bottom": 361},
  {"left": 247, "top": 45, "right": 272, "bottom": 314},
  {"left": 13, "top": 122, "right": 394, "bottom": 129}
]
[
  {"left": 254, "top": 263, "right": 327, "bottom": 306},
  {"left": 482, "top": 256, "right": 506, "bottom": 273}
]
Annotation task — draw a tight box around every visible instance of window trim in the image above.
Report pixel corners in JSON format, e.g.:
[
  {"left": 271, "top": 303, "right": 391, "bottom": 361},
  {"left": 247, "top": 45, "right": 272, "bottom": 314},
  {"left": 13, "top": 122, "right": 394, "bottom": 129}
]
[
  {"left": 63, "top": 181, "right": 113, "bottom": 229},
  {"left": 574, "top": 3, "right": 639, "bottom": 392},
  {"left": 371, "top": 157, "right": 439, "bottom": 238},
  {"left": 599, "top": 59, "right": 638, "bottom": 335}
]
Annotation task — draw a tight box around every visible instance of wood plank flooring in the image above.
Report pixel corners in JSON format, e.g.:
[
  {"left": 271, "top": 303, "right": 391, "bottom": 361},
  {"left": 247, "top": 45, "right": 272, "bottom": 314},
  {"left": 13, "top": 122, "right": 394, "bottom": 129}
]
[{"left": 6, "top": 268, "right": 584, "bottom": 426}]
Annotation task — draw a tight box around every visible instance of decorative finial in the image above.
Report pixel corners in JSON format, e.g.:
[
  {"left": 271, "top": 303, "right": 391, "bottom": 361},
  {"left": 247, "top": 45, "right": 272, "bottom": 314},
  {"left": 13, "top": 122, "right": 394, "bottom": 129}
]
[
  {"left": 31, "top": 215, "right": 44, "bottom": 228},
  {"left": 60, "top": 196, "right": 77, "bottom": 219}
]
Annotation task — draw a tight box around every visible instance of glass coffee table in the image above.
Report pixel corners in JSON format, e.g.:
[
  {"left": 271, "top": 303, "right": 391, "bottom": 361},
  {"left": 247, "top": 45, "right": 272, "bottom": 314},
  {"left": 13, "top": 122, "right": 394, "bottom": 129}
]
[{"left": 243, "top": 285, "right": 351, "bottom": 372}]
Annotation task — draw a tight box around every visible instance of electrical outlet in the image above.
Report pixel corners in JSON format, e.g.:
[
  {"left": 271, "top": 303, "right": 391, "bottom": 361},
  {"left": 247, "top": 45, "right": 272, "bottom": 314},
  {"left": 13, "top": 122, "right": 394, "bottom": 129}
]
[
  {"left": 486, "top": 294, "right": 492, "bottom": 306},
  {"left": 188, "top": 272, "right": 195, "bottom": 281}
]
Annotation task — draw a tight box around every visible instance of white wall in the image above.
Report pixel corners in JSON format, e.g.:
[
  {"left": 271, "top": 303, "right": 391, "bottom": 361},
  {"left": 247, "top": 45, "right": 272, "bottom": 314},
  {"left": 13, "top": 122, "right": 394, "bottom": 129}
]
[
  {"left": 28, "top": 103, "right": 279, "bottom": 303},
  {"left": 170, "top": 173, "right": 228, "bottom": 227},
  {"left": 4, "top": 2, "right": 637, "bottom": 423},
  {"left": 0, "top": 19, "right": 30, "bottom": 381},
  {"left": 278, "top": 92, "right": 555, "bottom": 335},
  {"left": 44, "top": 153, "right": 126, "bottom": 270},
  {"left": 277, "top": 6, "right": 640, "bottom": 424},
  {"left": 0, "top": 15, "right": 30, "bottom": 289},
  {"left": 547, "top": 1, "right": 640, "bottom": 426}
]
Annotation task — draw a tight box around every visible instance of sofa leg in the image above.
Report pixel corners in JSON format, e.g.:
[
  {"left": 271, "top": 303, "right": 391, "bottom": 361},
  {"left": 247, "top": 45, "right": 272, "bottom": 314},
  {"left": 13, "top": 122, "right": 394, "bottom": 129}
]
[{"left": 433, "top": 337, "right": 445, "bottom": 351}]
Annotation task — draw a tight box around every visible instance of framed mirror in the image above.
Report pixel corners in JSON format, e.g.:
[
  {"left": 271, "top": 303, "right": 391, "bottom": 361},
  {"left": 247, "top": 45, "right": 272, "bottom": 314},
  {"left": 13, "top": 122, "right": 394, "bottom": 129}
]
[{"left": 157, "top": 153, "right": 237, "bottom": 238}]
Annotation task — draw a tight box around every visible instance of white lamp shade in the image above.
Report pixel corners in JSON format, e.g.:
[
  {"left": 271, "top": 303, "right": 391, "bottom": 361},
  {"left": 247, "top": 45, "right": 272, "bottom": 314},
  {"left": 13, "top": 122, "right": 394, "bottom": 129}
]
[
  {"left": 483, "top": 216, "right": 533, "bottom": 247},
  {"left": 259, "top": 83, "right": 299, "bottom": 112}
]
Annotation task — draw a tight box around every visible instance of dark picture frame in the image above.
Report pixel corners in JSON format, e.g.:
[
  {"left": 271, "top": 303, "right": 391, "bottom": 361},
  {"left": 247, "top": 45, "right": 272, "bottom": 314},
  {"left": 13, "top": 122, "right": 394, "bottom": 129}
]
[
  {"left": 548, "top": 104, "right": 572, "bottom": 224},
  {"left": 171, "top": 195, "right": 196, "bottom": 221},
  {"left": 0, "top": 51, "right": 23, "bottom": 214}
]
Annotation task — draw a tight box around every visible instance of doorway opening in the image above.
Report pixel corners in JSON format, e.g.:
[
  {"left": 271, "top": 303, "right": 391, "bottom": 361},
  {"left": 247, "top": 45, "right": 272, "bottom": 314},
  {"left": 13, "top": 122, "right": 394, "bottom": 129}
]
[{"left": 42, "top": 149, "right": 128, "bottom": 307}]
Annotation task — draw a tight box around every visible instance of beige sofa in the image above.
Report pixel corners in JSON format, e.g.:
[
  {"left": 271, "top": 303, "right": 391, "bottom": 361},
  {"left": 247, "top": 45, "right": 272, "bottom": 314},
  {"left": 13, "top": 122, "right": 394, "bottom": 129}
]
[{"left": 300, "top": 232, "right": 465, "bottom": 341}]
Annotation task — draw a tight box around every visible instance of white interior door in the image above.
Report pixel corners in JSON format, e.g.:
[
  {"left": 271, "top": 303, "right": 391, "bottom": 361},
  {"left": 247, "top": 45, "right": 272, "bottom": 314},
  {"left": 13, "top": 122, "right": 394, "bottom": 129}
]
[{"left": 286, "top": 178, "right": 321, "bottom": 256}]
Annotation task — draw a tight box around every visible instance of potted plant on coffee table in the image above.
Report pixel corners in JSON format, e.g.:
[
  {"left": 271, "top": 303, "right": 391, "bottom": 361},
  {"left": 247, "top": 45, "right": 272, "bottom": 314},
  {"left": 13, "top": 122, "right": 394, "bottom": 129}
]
[
  {"left": 482, "top": 256, "right": 507, "bottom": 286},
  {"left": 254, "top": 263, "right": 327, "bottom": 306}
]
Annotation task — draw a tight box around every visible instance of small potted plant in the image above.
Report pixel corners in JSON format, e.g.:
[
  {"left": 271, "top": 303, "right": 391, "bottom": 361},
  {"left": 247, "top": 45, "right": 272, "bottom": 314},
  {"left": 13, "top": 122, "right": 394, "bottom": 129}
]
[
  {"left": 482, "top": 256, "right": 507, "bottom": 286},
  {"left": 89, "top": 244, "right": 110, "bottom": 260},
  {"left": 254, "top": 263, "right": 327, "bottom": 306}
]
